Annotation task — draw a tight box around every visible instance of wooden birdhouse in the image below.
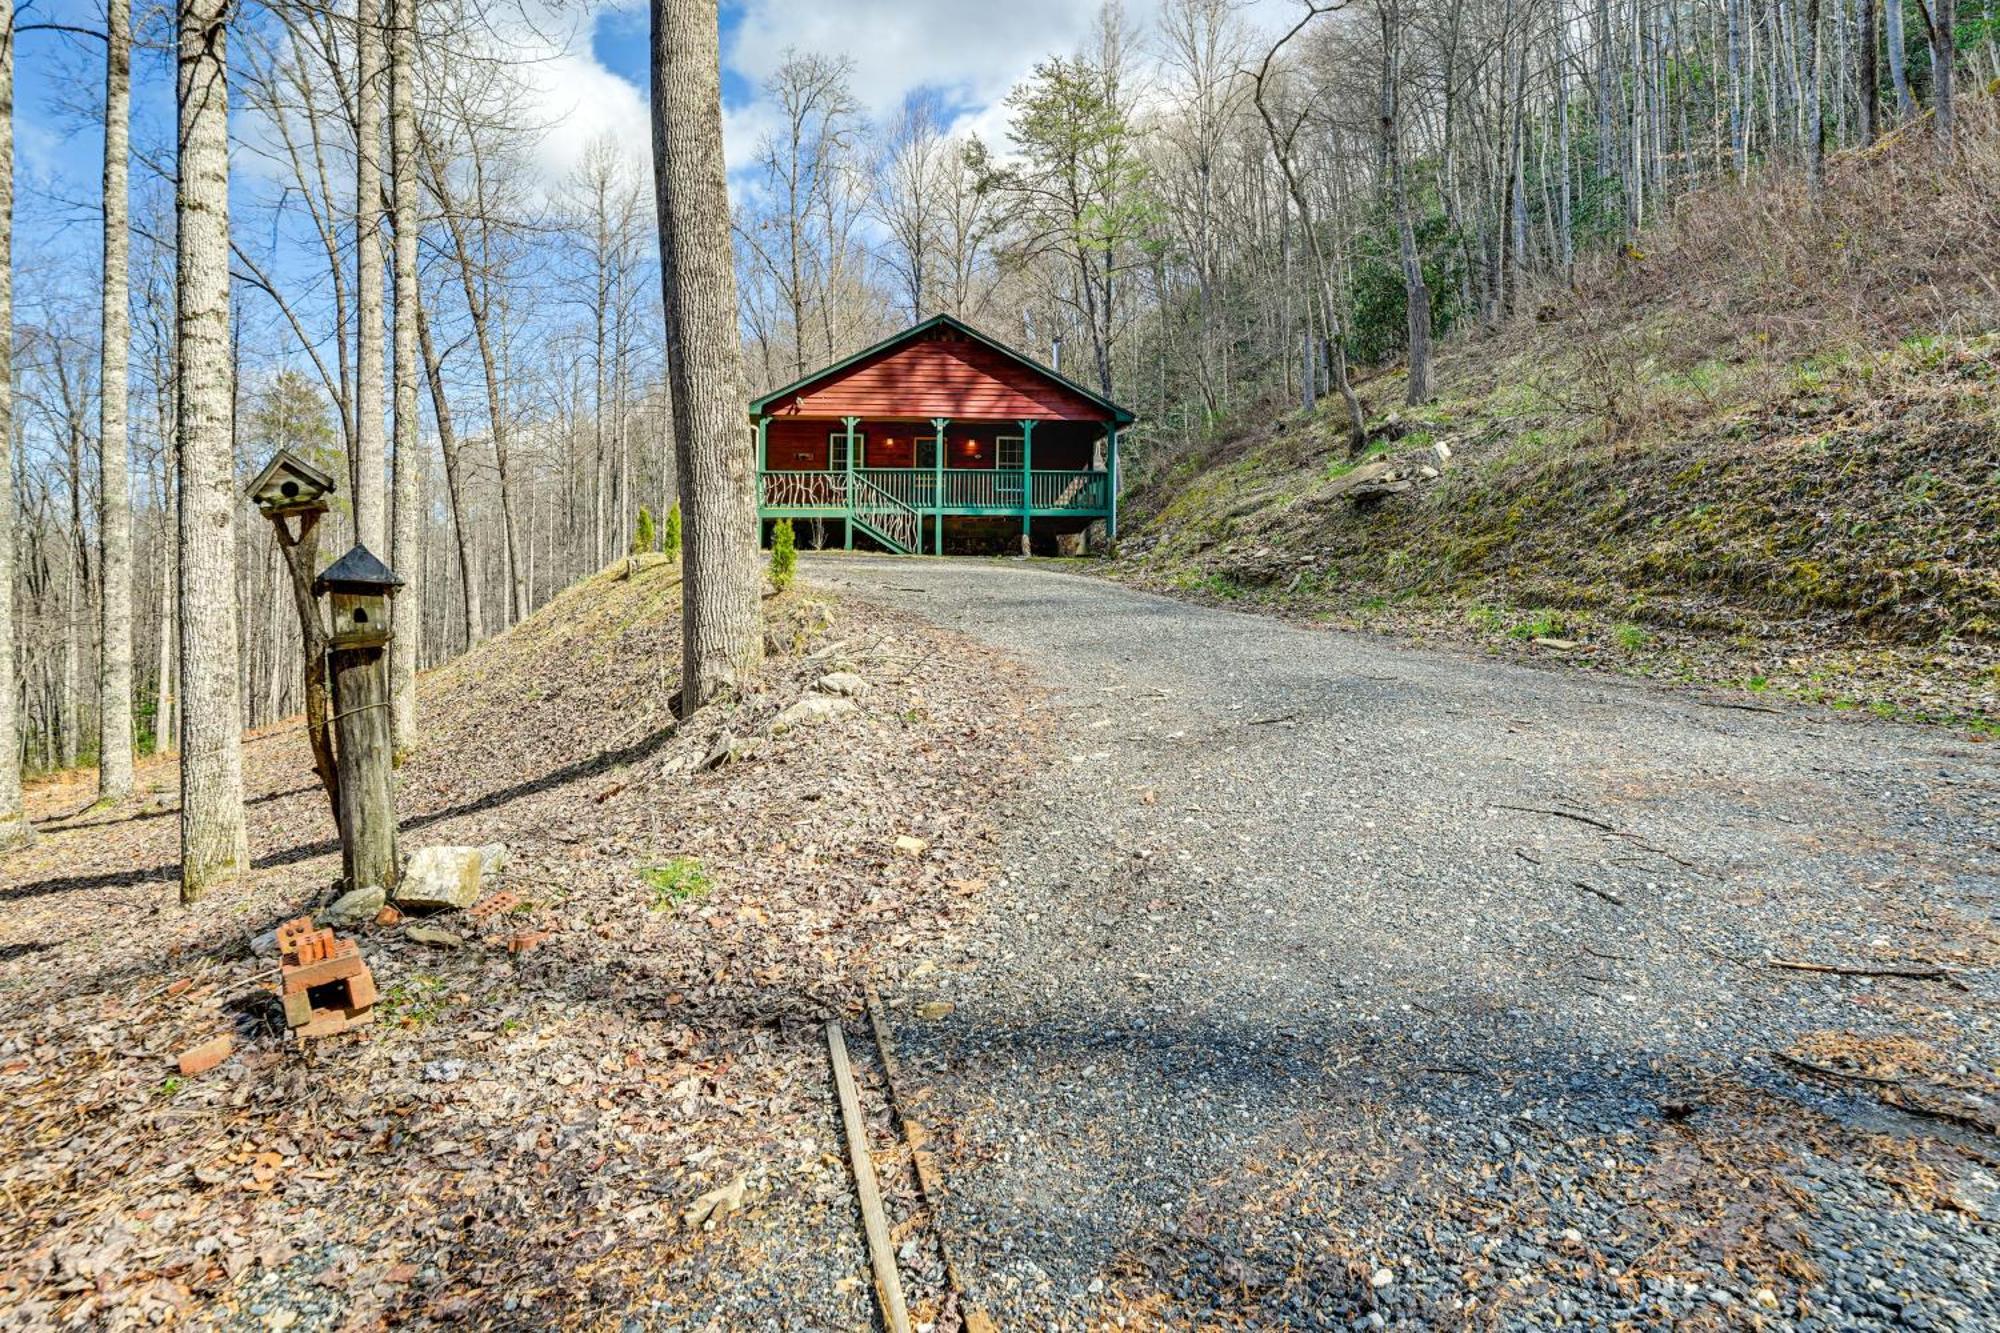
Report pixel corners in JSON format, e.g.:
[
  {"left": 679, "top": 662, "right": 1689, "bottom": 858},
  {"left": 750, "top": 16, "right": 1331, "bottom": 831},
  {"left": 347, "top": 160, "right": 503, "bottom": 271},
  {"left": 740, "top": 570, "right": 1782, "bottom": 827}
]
[
  {"left": 313, "top": 545, "right": 404, "bottom": 649},
  {"left": 247, "top": 449, "right": 337, "bottom": 516}
]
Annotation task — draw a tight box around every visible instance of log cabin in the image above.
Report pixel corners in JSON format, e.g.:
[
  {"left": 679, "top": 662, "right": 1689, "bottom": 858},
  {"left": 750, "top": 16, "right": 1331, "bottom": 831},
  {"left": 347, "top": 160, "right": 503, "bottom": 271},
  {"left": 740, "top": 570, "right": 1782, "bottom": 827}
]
[{"left": 751, "top": 314, "right": 1135, "bottom": 555}]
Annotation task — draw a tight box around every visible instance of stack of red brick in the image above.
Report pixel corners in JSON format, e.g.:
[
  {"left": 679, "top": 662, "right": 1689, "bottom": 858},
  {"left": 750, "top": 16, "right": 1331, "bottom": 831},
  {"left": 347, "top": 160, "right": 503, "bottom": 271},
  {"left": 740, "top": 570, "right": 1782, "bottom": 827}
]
[{"left": 276, "top": 917, "right": 377, "bottom": 1037}]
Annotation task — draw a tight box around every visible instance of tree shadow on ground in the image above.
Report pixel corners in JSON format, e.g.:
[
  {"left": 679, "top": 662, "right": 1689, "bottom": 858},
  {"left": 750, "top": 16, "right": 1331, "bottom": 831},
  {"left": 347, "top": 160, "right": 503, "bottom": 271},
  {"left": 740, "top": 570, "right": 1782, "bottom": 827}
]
[{"left": 0, "top": 721, "right": 680, "bottom": 906}]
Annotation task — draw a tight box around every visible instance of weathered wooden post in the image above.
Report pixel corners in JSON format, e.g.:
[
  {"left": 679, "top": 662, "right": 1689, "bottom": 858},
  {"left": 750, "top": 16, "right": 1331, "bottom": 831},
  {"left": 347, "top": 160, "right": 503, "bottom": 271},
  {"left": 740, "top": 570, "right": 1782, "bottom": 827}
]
[
  {"left": 314, "top": 546, "right": 404, "bottom": 893},
  {"left": 247, "top": 450, "right": 341, "bottom": 823}
]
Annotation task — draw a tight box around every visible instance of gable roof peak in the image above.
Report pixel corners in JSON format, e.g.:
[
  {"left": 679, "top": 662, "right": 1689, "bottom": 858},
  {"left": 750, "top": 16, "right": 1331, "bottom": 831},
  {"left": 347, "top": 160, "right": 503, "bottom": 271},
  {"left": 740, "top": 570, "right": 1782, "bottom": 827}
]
[{"left": 748, "top": 314, "right": 1136, "bottom": 424}]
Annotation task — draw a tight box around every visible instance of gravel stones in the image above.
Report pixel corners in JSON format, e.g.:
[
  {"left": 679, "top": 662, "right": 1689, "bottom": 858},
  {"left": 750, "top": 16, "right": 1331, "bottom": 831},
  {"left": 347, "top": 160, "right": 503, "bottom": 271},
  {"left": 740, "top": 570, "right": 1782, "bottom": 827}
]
[{"left": 829, "top": 557, "right": 2000, "bottom": 1333}]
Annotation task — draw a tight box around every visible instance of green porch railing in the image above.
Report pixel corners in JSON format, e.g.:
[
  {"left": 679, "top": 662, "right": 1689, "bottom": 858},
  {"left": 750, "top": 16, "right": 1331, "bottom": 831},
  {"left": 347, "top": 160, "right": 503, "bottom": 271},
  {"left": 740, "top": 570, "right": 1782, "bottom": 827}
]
[
  {"left": 758, "top": 468, "right": 1110, "bottom": 517},
  {"left": 1031, "top": 469, "right": 1109, "bottom": 512}
]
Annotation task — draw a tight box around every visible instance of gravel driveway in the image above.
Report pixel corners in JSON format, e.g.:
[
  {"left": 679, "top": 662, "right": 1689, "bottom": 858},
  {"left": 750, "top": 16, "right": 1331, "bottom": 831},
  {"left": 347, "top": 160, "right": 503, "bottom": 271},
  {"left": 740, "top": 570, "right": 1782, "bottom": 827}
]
[{"left": 812, "top": 555, "right": 2000, "bottom": 1332}]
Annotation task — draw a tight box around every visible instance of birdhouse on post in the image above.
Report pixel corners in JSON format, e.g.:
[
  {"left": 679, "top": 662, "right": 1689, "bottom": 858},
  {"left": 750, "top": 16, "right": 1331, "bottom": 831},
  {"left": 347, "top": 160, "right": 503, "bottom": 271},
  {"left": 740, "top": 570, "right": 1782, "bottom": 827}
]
[
  {"left": 316, "top": 545, "right": 401, "bottom": 649},
  {"left": 315, "top": 545, "right": 404, "bottom": 894},
  {"left": 247, "top": 449, "right": 337, "bottom": 517}
]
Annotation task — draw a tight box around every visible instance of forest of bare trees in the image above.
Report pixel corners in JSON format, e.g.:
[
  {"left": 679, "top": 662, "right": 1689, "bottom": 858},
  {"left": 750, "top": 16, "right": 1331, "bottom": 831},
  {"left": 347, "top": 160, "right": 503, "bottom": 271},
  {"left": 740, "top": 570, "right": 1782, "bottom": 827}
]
[{"left": 3, "top": 0, "right": 1992, "bottom": 830}]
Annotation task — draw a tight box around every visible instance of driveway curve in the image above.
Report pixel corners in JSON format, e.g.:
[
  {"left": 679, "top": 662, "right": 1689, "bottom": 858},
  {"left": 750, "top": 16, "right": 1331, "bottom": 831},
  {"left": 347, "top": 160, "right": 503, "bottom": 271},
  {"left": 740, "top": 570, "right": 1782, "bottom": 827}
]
[{"left": 812, "top": 555, "right": 1999, "bottom": 1332}]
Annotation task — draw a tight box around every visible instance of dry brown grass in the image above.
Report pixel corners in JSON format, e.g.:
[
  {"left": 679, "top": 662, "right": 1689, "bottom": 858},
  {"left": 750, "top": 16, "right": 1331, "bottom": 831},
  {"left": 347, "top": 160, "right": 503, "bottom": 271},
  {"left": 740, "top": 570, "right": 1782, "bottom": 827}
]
[{"left": 1518, "top": 95, "right": 2000, "bottom": 371}]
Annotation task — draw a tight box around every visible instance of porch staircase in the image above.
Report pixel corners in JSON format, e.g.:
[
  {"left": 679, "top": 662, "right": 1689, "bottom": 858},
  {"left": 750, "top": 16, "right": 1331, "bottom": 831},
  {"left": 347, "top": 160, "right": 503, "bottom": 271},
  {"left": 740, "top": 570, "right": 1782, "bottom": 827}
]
[{"left": 850, "top": 474, "right": 922, "bottom": 555}]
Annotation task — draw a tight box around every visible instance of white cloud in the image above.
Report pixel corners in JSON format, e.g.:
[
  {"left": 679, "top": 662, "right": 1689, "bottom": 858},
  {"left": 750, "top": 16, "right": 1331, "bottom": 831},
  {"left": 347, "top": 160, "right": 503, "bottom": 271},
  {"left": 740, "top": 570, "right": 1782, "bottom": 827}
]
[
  {"left": 485, "top": 5, "right": 655, "bottom": 197},
  {"left": 722, "top": 0, "right": 1098, "bottom": 123},
  {"left": 523, "top": 47, "right": 654, "bottom": 190}
]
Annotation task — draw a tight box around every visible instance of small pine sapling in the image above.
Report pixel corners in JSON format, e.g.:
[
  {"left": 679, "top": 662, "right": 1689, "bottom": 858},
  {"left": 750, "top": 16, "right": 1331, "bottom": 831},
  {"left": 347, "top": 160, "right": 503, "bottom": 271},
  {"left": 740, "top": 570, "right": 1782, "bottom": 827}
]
[
  {"left": 633, "top": 505, "right": 656, "bottom": 554},
  {"left": 663, "top": 501, "right": 683, "bottom": 560},
  {"left": 770, "top": 519, "right": 797, "bottom": 592}
]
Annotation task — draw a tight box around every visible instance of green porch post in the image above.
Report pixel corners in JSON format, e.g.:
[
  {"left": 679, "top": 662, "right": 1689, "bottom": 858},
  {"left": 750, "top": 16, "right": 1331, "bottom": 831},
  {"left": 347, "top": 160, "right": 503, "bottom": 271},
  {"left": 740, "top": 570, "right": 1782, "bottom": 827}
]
[
  {"left": 1106, "top": 422, "right": 1119, "bottom": 543},
  {"left": 931, "top": 417, "right": 948, "bottom": 556},
  {"left": 755, "top": 416, "right": 769, "bottom": 545},
  {"left": 842, "top": 414, "right": 859, "bottom": 550},
  {"left": 1018, "top": 418, "right": 1036, "bottom": 553}
]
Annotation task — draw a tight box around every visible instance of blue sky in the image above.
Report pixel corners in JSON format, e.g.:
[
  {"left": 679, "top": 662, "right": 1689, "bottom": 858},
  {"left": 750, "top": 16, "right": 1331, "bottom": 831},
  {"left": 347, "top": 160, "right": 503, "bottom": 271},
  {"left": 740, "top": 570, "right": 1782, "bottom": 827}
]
[
  {"left": 9, "top": 0, "right": 1126, "bottom": 255},
  {"left": 5, "top": 0, "right": 1159, "bottom": 381}
]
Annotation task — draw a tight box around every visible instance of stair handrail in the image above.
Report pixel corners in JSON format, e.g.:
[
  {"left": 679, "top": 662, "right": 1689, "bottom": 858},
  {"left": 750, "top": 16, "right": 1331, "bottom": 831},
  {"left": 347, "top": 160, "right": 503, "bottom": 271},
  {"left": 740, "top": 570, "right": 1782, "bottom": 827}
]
[{"left": 851, "top": 473, "right": 922, "bottom": 553}]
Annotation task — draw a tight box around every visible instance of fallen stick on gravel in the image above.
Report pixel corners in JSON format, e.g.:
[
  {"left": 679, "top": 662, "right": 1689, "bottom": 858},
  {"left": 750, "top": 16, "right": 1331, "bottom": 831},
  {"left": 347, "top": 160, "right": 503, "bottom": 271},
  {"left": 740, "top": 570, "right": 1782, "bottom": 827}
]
[
  {"left": 1774, "top": 1052, "right": 1905, "bottom": 1086},
  {"left": 1765, "top": 957, "right": 1963, "bottom": 984},
  {"left": 864, "top": 984, "right": 995, "bottom": 1333},
  {"left": 1493, "top": 803, "right": 1617, "bottom": 831},
  {"left": 827, "top": 1021, "right": 912, "bottom": 1333},
  {"left": 1572, "top": 880, "right": 1626, "bottom": 905}
]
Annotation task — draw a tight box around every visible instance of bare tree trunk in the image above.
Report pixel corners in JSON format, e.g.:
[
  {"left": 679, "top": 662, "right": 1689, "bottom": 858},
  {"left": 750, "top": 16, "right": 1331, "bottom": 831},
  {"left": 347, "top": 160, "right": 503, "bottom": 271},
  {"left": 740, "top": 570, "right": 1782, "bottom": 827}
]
[
  {"left": 176, "top": 0, "right": 248, "bottom": 903},
  {"left": 416, "top": 301, "right": 484, "bottom": 646},
  {"left": 387, "top": 0, "right": 419, "bottom": 745},
  {"left": 0, "top": 0, "right": 24, "bottom": 848},
  {"left": 352, "top": 0, "right": 387, "bottom": 552},
  {"left": 1728, "top": 0, "right": 1751, "bottom": 176},
  {"left": 1919, "top": 0, "right": 1956, "bottom": 146},
  {"left": 1885, "top": 0, "right": 1915, "bottom": 120},
  {"left": 98, "top": 0, "right": 135, "bottom": 802},
  {"left": 1807, "top": 0, "right": 1827, "bottom": 196},
  {"left": 651, "top": 0, "right": 761, "bottom": 710},
  {"left": 1861, "top": 0, "right": 1880, "bottom": 141},
  {"left": 1380, "top": 0, "right": 1433, "bottom": 404}
]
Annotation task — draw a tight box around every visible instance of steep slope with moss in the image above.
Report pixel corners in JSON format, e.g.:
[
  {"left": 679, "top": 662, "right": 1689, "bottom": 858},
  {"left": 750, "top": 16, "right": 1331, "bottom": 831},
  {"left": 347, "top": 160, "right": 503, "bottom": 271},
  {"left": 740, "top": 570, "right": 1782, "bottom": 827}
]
[{"left": 1117, "top": 104, "right": 2000, "bottom": 729}]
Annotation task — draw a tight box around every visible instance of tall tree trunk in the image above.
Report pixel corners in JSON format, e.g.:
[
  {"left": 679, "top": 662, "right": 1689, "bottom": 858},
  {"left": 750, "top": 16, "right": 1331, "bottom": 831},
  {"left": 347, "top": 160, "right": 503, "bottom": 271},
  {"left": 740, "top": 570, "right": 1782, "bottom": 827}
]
[
  {"left": 98, "top": 0, "right": 135, "bottom": 802},
  {"left": 176, "top": 0, "right": 248, "bottom": 902},
  {"left": 1885, "top": 0, "right": 1915, "bottom": 119},
  {"left": 1920, "top": 0, "right": 1956, "bottom": 146},
  {"left": 1595, "top": 0, "right": 1615, "bottom": 178},
  {"left": 0, "top": 0, "right": 24, "bottom": 849},
  {"left": 417, "top": 301, "right": 484, "bottom": 646},
  {"left": 388, "top": 0, "right": 420, "bottom": 745},
  {"left": 650, "top": 0, "right": 762, "bottom": 710},
  {"left": 1807, "top": 0, "right": 1827, "bottom": 196},
  {"left": 1380, "top": 0, "right": 1433, "bottom": 404},
  {"left": 1861, "top": 0, "right": 1881, "bottom": 140},
  {"left": 1728, "top": 0, "right": 1751, "bottom": 175},
  {"left": 352, "top": 0, "right": 386, "bottom": 552}
]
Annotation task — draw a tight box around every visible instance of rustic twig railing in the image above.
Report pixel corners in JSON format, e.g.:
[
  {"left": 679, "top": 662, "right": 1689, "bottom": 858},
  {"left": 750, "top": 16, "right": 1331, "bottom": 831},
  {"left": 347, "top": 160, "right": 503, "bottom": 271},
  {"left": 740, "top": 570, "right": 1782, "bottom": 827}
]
[{"left": 851, "top": 474, "right": 923, "bottom": 553}]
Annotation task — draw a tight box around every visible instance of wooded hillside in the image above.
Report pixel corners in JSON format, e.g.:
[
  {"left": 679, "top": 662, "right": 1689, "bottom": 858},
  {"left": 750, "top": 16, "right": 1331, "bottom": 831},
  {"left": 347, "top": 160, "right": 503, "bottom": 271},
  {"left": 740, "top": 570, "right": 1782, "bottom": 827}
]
[{"left": 1118, "top": 92, "right": 1999, "bottom": 727}]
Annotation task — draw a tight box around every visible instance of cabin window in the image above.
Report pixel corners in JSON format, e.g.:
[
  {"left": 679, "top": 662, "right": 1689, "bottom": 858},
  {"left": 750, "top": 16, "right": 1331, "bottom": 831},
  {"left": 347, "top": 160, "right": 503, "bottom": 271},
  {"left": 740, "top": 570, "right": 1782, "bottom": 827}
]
[
  {"left": 996, "top": 434, "right": 1025, "bottom": 471},
  {"left": 827, "top": 430, "right": 864, "bottom": 470},
  {"left": 915, "top": 434, "right": 938, "bottom": 468}
]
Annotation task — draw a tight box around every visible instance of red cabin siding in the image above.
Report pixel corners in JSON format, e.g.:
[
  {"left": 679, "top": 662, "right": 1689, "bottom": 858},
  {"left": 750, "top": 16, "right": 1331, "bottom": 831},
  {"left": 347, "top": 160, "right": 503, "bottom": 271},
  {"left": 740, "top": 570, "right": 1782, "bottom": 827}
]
[{"left": 768, "top": 331, "right": 1109, "bottom": 422}]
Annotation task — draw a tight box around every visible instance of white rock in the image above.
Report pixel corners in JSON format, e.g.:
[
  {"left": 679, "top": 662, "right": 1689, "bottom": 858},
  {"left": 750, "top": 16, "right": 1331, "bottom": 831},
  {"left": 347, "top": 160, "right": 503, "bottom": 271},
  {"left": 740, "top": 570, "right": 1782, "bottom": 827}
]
[
  {"left": 1371, "top": 1268, "right": 1394, "bottom": 1289},
  {"left": 701, "top": 732, "right": 764, "bottom": 769},
  {"left": 395, "top": 846, "right": 484, "bottom": 911},
  {"left": 323, "top": 884, "right": 386, "bottom": 927},
  {"left": 477, "top": 843, "right": 509, "bottom": 878},
  {"left": 813, "top": 671, "right": 869, "bottom": 697},
  {"left": 768, "top": 694, "right": 858, "bottom": 735}
]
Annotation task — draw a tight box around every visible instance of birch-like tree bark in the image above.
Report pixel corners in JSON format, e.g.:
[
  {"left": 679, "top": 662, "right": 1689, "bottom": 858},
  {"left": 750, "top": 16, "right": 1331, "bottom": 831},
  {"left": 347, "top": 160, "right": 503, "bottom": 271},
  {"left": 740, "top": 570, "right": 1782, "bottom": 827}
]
[
  {"left": 98, "top": 0, "right": 135, "bottom": 801},
  {"left": 651, "top": 0, "right": 761, "bottom": 709},
  {"left": 176, "top": 0, "right": 248, "bottom": 902},
  {"left": 0, "top": 0, "right": 26, "bottom": 849},
  {"left": 388, "top": 0, "right": 420, "bottom": 743},
  {"left": 1884, "top": 0, "right": 1915, "bottom": 120},
  {"left": 353, "top": 0, "right": 387, "bottom": 553}
]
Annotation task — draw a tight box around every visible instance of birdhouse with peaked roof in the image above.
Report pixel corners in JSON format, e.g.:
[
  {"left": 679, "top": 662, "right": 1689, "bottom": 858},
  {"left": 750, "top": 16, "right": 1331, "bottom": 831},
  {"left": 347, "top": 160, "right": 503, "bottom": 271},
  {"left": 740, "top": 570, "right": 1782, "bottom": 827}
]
[
  {"left": 247, "top": 449, "right": 337, "bottom": 515},
  {"left": 314, "top": 545, "right": 403, "bottom": 649}
]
